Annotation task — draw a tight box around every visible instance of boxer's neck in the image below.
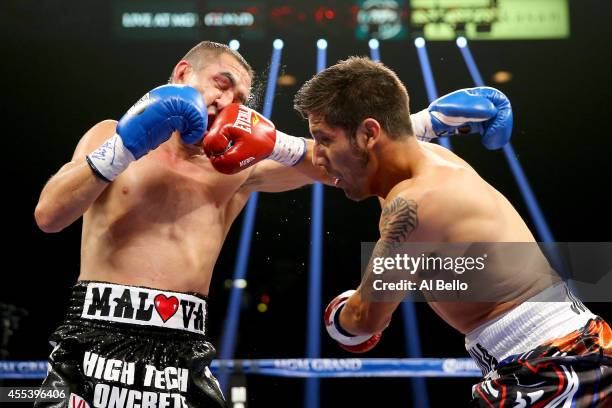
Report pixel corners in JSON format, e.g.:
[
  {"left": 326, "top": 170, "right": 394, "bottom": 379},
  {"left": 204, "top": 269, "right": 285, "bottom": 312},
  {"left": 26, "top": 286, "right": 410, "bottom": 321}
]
[{"left": 370, "top": 136, "right": 424, "bottom": 199}]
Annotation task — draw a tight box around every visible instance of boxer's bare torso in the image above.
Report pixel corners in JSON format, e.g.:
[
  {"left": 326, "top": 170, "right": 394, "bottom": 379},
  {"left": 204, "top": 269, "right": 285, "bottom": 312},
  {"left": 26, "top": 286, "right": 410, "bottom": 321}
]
[
  {"left": 37, "top": 120, "right": 319, "bottom": 296},
  {"left": 35, "top": 51, "right": 324, "bottom": 296},
  {"left": 34, "top": 52, "right": 259, "bottom": 296},
  {"left": 306, "top": 111, "right": 551, "bottom": 336},
  {"left": 375, "top": 142, "right": 554, "bottom": 333},
  {"left": 78, "top": 124, "right": 252, "bottom": 295}
]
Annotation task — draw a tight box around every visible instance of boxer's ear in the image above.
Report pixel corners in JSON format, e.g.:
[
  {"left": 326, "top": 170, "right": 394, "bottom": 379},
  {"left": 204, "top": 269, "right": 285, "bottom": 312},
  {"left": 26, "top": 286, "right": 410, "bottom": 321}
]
[
  {"left": 172, "top": 61, "right": 192, "bottom": 84},
  {"left": 359, "top": 118, "right": 381, "bottom": 150}
]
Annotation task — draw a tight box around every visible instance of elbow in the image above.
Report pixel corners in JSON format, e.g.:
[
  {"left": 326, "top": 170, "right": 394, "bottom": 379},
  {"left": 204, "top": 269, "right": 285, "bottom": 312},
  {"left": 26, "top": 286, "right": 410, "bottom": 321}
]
[{"left": 34, "top": 203, "right": 65, "bottom": 233}]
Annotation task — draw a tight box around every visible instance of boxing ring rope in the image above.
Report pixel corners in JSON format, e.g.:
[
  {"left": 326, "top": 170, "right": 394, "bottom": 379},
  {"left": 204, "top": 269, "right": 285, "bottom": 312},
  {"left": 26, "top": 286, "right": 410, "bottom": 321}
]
[
  {"left": 217, "top": 39, "right": 285, "bottom": 392},
  {"left": 304, "top": 38, "right": 328, "bottom": 408},
  {"left": 371, "top": 39, "right": 431, "bottom": 408},
  {"left": 0, "top": 358, "right": 481, "bottom": 380}
]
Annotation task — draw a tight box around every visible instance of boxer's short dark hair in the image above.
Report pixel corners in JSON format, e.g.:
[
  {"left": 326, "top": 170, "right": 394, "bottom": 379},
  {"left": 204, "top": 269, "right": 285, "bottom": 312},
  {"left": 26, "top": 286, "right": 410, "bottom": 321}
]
[
  {"left": 171, "top": 41, "right": 255, "bottom": 82},
  {"left": 294, "top": 57, "right": 413, "bottom": 140}
]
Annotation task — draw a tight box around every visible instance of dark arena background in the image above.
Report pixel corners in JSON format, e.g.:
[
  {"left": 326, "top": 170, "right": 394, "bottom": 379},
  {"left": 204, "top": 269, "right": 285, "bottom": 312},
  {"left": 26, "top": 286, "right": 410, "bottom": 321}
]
[{"left": 2, "top": 0, "right": 612, "bottom": 407}]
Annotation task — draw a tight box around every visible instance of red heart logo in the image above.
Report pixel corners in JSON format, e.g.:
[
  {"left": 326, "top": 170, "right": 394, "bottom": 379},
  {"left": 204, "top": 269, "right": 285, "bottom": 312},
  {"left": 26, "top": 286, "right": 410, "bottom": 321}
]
[{"left": 154, "top": 294, "right": 179, "bottom": 322}]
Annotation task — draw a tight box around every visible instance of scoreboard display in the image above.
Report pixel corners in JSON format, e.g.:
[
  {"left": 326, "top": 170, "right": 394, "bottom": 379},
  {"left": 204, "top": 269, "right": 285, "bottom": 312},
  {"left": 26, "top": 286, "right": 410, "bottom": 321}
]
[
  {"left": 111, "top": 0, "right": 569, "bottom": 41},
  {"left": 411, "top": 0, "right": 570, "bottom": 40},
  {"left": 113, "top": 1, "right": 267, "bottom": 40},
  {"left": 410, "top": 0, "right": 569, "bottom": 40}
]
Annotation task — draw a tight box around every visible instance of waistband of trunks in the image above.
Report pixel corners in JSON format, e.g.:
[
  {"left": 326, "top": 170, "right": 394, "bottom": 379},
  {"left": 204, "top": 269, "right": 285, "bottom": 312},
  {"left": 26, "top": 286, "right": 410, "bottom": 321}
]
[
  {"left": 63, "top": 281, "right": 208, "bottom": 337},
  {"left": 465, "top": 282, "right": 596, "bottom": 375}
]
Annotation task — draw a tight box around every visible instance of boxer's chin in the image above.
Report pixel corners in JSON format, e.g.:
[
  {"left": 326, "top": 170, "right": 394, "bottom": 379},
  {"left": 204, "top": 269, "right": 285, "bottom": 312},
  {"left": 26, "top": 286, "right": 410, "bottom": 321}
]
[{"left": 343, "top": 184, "right": 367, "bottom": 202}]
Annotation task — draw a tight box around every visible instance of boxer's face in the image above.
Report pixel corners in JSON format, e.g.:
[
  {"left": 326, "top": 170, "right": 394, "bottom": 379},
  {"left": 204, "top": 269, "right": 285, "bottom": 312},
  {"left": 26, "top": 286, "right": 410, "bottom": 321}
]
[
  {"left": 175, "top": 52, "right": 252, "bottom": 127},
  {"left": 309, "top": 115, "right": 372, "bottom": 201}
]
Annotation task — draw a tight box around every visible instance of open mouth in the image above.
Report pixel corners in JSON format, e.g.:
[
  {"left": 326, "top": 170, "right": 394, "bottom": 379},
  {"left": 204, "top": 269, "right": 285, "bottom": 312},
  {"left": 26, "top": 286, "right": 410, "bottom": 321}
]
[
  {"left": 207, "top": 114, "right": 216, "bottom": 130},
  {"left": 328, "top": 172, "right": 342, "bottom": 187},
  {"left": 322, "top": 166, "right": 342, "bottom": 187}
]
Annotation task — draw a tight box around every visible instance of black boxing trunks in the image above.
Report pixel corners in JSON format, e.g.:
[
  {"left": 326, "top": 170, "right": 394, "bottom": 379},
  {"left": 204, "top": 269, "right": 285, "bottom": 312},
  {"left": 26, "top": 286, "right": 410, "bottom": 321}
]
[
  {"left": 467, "top": 283, "right": 612, "bottom": 407},
  {"left": 34, "top": 281, "right": 225, "bottom": 408}
]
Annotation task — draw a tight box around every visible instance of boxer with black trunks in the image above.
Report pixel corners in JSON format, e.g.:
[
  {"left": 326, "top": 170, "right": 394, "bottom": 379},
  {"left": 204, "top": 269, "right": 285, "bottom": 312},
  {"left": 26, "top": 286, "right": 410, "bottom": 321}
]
[
  {"left": 42, "top": 282, "right": 218, "bottom": 407},
  {"left": 34, "top": 41, "right": 322, "bottom": 408},
  {"left": 207, "top": 56, "right": 611, "bottom": 406},
  {"left": 35, "top": 41, "right": 517, "bottom": 407}
]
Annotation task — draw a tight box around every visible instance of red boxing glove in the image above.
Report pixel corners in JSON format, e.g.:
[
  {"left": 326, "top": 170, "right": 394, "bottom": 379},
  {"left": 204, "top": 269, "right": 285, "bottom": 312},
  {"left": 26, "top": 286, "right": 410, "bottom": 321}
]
[
  {"left": 324, "top": 290, "right": 382, "bottom": 353},
  {"left": 203, "top": 103, "right": 306, "bottom": 174}
]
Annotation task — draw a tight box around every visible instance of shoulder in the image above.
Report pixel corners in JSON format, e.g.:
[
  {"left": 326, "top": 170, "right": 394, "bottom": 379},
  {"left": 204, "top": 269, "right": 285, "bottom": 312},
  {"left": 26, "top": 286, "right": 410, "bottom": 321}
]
[
  {"left": 381, "top": 177, "right": 433, "bottom": 224},
  {"left": 378, "top": 184, "right": 420, "bottom": 241},
  {"left": 380, "top": 166, "right": 496, "bottom": 241},
  {"left": 420, "top": 141, "right": 474, "bottom": 170},
  {"left": 82, "top": 120, "right": 118, "bottom": 142}
]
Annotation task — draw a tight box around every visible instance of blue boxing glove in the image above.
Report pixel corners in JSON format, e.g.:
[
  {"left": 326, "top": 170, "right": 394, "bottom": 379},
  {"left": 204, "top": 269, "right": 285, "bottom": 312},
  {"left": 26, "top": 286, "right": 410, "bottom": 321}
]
[
  {"left": 86, "top": 84, "right": 207, "bottom": 181},
  {"left": 410, "top": 87, "right": 513, "bottom": 150}
]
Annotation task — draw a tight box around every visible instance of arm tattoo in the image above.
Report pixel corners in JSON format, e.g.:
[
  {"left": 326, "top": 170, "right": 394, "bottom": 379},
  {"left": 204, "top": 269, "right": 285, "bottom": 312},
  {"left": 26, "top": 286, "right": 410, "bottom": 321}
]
[
  {"left": 360, "top": 198, "right": 418, "bottom": 301},
  {"left": 380, "top": 197, "right": 418, "bottom": 245}
]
